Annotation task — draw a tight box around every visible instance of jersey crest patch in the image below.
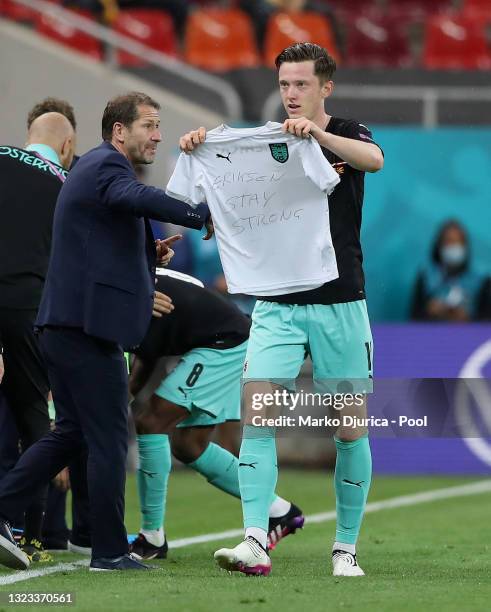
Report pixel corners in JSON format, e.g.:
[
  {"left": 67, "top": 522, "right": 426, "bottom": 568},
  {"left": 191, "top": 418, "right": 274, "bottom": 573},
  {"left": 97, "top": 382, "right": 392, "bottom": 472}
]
[{"left": 269, "top": 143, "right": 289, "bottom": 163}]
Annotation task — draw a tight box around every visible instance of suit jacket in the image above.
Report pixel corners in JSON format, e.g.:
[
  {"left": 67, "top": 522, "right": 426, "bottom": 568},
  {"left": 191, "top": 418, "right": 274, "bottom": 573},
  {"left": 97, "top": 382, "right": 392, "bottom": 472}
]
[{"left": 36, "top": 141, "right": 207, "bottom": 349}]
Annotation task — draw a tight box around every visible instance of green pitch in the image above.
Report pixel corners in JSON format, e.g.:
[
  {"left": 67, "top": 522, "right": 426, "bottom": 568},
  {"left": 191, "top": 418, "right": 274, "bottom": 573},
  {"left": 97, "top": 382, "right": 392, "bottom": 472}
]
[{"left": 0, "top": 471, "right": 490, "bottom": 612}]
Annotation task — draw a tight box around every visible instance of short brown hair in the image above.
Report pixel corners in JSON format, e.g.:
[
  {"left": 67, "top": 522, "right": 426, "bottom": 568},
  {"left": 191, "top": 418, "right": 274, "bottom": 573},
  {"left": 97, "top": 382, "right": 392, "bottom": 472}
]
[
  {"left": 27, "top": 97, "right": 76, "bottom": 130},
  {"left": 101, "top": 92, "right": 160, "bottom": 141},
  {"left": 275, "top": 43, "right": 336, "bottom": 82}
]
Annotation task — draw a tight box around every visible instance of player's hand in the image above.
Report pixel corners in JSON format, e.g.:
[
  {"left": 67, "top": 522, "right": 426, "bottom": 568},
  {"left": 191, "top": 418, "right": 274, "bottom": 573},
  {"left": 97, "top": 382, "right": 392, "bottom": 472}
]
[
  {"left": 0, "top": 355, "right": 4, "bottom": 384},
  {"left": 203, "top": 216, "right": 214, "bottom": 240},
  {"left": 282, "top": 117, "right": 323, "bottom": 140},
  {"left": 153, "top": 290, "right": 174, "bottom": 317},
  {"left": 52, "top": 467, "right": 70, "bottom": 492},
  {"left": 179, "top": 127, "right": 206, "bottom": 153},
  {"left": 156, "top": 234, "right": 182, "bottom": 266}
]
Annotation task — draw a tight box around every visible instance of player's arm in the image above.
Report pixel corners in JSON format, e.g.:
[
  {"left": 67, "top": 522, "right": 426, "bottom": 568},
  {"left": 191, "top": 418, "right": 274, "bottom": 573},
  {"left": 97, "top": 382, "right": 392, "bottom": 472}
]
[
  {"left": 316, "top": 131, "right": 383, "bottom": 173},
  {"left": 283, "top": 118, "right": 383, "bottom": 173}
]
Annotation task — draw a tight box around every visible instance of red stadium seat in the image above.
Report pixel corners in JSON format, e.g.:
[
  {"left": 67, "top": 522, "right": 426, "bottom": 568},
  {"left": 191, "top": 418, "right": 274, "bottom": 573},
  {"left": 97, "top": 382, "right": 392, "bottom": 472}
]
[
  {"left": 462, "top": 0, "right": 491, "bottom": 18},
  {"left": 264, "top": 12, "right": 340, "bottom": 68},
  {"left": 464, "top": 0, "right": 491, "bottom": 10},
  {"left": 0, "top": 0, "right": 59, "bottom": 23},
  {"left": 325, "top": 0, "right": 373, "bottom": 13},
  {"left": 387, "top": 0, "right": 451, "bottom": 13},
  {"left": 423, "top": 13, "right": 491, "bottom": 70},
  {"left": 35, "top": 8, "right": 103, "bottom": 61},
  {"left": 113, "top": 9, "right": 178, "bottom": 67},
  {"left": 345, "top": 13, "right": 413, "bottom": 67},
  {"left": 184, "top": 8, "right": 259, "bottom": 72}
]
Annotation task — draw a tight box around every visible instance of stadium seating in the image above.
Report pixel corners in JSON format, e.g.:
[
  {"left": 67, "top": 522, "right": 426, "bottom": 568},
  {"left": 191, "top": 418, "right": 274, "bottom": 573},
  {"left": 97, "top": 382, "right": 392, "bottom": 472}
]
[
  {"left": 35, "top": 8, "right": 103, "bottom": 61},
  {"left": 345, "top": 13, "right": 413, "bottom": 68},
  {"left": 464, "top": 0, "right": 491, "bottom": 10},
  {"left": 264, "top": 11, "right": 340, "bottom": 68},
  {"left": 387, "top": 0, "right": 451, "bottom": 13},
  {"left": 0, "top": 0, "right": 59, "bottom": 22},
  {"left": 423, "top": 13, "right": 491, "bottom": 70},
  {"left": 462, "top": 0, "right": 491, "bottom": 17},
  {"left": 112, "top": 9, "right": 178, "bottom": 68},
  {"left": 184, "top": 8, "right": 259, "bottom": 72},
  {"left": 325, "top": 0, "right": 373, "bottom": 13},
  {"left": 5, "top": 0, "right": 490, "bottom": 72}
]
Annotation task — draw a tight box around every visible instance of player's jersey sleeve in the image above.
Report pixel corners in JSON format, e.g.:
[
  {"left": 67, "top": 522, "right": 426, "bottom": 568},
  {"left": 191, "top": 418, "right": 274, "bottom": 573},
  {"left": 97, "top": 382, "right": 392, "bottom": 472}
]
[
  {"left": 166, "top": 152, "right": 206, "bottom": 207},
  {"left": 300, "top": 138, "right": 341, "bottom": 195},
  {"left": 340, "top": 120, "right": 383, "bottom": 154}
]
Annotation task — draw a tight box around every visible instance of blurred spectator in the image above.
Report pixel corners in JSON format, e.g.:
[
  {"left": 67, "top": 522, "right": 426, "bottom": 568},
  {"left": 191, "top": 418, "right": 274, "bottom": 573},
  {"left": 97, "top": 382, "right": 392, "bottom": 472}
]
[
  {"left": 411, "top": 220, "right": 491, "bottom": 321},
  {"left": 118, "top": 1, "right": 190, "bottom": 38},
  {"left": 64, "top": 1, "right": 190, "bottom": 37},
  {"left": 239, "top": 0, "right": 342, "bottom": 55}
]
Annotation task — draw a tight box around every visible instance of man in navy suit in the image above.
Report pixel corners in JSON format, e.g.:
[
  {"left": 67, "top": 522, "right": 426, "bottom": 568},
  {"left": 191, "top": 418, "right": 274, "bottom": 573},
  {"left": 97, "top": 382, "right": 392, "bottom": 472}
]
[{"left": 0, "top": 91, "right": 211, "bottom": 571}]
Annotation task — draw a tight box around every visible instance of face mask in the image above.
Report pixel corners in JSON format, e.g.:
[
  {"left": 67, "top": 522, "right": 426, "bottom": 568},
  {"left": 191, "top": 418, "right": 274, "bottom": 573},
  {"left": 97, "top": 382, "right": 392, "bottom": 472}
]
[{"left": 440, "top": 244, "right": 466, "bottom": 267}]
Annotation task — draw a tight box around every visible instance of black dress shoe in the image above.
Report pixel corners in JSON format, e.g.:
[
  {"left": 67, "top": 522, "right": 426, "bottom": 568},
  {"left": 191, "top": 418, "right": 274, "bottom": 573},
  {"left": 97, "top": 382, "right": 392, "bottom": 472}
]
[
  {"left": 89, "top": 553, "right": 153, "bottom": 571},
  {"left": 0, "top": 519, "right": 30, "bottom": 570}
]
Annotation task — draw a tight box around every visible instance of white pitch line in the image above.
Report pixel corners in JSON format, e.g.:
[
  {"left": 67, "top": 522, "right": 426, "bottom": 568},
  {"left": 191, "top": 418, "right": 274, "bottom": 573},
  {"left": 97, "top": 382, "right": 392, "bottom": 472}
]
[
  {"left": 0, "top": 559, "right": 88, "bottom": 585},
  {"left": 171, "top": 478, "right": 491, "bottom": 546},
  {"left": 1, "top": 479, "right": 490, "bottom": 585}
]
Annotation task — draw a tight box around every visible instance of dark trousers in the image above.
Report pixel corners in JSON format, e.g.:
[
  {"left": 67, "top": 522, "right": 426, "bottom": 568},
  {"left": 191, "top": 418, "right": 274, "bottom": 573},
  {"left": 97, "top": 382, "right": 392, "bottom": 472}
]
[
  {"left": 69, "top": 449, "right": 91, "bottom": 544},
  {"left": 0, "top": 392, "right": 20, "bottom": 480},
  {"left": 42, "top": 484, "right": 69, "bottom": 544},
  {"left": 0, "top": 327, "right": 129, "bottom": 559},
  {"left": 0, "top": 395, "right": 22, "bottom": 529},
  {"left": 0, "top": 308, "right": 50, "bottom": 539},
  {"left": 42, "top": 450, "right": 90, "bottom": 546},
  {"left": 0, "top": 308, "right": 50, "bottom": 447}
]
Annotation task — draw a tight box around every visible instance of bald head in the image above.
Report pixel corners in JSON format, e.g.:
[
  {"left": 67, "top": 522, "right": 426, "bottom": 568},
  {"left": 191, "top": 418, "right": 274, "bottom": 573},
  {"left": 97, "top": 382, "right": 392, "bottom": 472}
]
[{"left": 27, "top": 112, "right": 76, "bottom": 169}]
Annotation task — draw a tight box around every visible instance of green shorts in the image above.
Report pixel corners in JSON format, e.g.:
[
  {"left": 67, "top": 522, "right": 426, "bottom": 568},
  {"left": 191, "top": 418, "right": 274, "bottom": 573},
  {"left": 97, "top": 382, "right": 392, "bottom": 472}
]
[
  {"left": 242, "top": 300, "right": 373, "bottom": 393},
  {"left": 155, "top": 340, "right": 248, "bottom": 428}
]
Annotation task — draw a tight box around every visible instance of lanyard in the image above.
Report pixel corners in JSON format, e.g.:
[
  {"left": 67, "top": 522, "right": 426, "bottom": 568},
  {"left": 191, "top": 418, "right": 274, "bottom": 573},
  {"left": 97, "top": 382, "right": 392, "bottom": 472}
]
[{"left": 33, "top": 152, "right": 66, "bottom": 183}]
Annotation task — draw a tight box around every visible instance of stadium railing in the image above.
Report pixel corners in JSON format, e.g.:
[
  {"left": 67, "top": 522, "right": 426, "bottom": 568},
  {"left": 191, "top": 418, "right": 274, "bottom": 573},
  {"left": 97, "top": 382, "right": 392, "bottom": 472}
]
[
  {"left": 263, "top": 83, "right": 491, "bottom": 128},
  {"left": 8, "top": 0, "right": 242, "bottom": 121}
]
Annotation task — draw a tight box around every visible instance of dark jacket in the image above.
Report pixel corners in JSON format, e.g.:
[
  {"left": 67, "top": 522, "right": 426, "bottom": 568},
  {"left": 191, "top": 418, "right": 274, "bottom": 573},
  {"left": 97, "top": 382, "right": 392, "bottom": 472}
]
[{"left": 36, "top": 141, "right": 207, "bottom": 348}]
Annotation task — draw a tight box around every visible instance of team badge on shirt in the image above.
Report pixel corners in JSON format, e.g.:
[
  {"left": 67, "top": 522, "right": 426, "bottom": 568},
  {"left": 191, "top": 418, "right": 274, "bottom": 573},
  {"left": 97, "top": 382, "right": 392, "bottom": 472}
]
[{"left": 269, "top": 143, "right": 289, "bottom": 163}]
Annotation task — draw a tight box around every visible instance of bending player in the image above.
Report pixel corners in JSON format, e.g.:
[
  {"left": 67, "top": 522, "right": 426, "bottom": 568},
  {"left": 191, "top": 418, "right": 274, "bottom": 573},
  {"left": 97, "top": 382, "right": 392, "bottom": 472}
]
[{"left": 128, "top": 269, "right": 304, "bottom": 560}]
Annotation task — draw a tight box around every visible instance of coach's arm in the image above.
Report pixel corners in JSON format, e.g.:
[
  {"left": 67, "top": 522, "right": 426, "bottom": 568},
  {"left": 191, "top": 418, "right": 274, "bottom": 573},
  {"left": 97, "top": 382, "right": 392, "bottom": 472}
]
[{"left": 97, "top": 151, "right": 211, "bottom": 229}]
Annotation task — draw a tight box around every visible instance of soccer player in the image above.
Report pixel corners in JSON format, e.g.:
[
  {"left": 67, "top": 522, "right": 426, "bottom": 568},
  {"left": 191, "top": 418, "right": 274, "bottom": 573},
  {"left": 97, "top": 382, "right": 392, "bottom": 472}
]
[
  {"left": 128, "top": 269, "right": 304, "bottom": 560},
  {"left": 177, "top": 43, "right": 384, "bottom": 577}
]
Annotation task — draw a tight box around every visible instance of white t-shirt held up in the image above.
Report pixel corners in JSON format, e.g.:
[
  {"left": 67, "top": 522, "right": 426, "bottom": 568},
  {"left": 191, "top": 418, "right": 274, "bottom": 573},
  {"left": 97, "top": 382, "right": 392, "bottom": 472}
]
[{"left": 166, "top": 122, "right": 340, "bottom": 296}]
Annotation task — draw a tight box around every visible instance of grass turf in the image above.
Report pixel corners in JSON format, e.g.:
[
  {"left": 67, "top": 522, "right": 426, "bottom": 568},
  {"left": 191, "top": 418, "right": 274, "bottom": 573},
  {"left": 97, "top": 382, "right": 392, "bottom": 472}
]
[{"left": 0, "top": 472, "right": 490, "bottom": 612}]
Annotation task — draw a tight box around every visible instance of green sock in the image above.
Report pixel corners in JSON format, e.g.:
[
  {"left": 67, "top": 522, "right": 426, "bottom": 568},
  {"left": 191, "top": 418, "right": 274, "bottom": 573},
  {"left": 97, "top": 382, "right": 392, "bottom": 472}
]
[
  {"left": 239, "top": 426, "right": 278, "bottom": 531},
  {"left": 136, "top": 434, "right": 171, "bottom": 531},
  {"left": 188, "top": 442, "right": 241, "bottom": 497},
  {"left": 334, "top": 435, "right": 372, "bottom": 545},
  {"left": 189, "top": 442, "right": 281, "bottom": 508}
]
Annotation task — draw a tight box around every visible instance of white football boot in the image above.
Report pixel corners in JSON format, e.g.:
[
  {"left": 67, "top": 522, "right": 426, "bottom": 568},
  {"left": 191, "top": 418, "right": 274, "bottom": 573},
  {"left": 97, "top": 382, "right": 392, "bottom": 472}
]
[
  {"left": 332, "top": 550, "right": 365, "bottom": 577},
  {"left": 214, "top": 536, "right": 271, "bottom": 576}
]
